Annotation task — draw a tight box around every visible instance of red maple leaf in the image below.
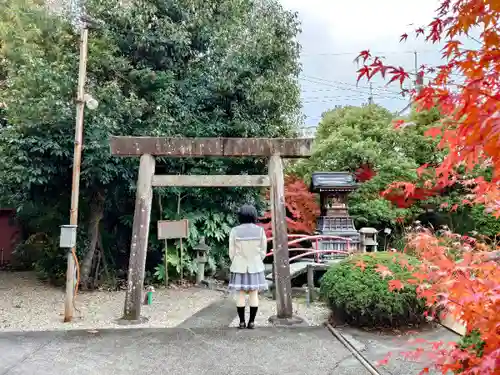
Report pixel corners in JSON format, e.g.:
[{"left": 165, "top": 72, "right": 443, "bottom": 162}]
[
  {"left": 392, "top": 119, "right": 405, "bottom": 129},
  {"left": 387, "top": 66, "right": 410, "bottom": 85},
  {"left": 355, "top": 50, "right": 371, "bottom": 63},
  {"left": 355, "top": 260, "right": 367, "bottom": 271},
  {"left": 388, "top": 279, "right": 405, "bottom": 291},
  {"left": 355, "top": 164, "right": 376, "bottom": 182},
  {"left": 356, "top": 65, "right": 371, "bottom": 82},
  {"left": 416, "top": 164, "right": 429, "bottom": 177},
  {"left": 375, "top": 352, "right": 392, "bottom": 367},
  {"left": 375, "top": 264, "right": 393, "bottom": 279}
]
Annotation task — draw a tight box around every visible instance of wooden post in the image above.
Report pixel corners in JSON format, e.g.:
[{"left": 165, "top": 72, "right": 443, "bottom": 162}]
[
  {"left": 268, "top": 154, "right": 293, "bottom": 320},
  {"left": 271, "top": 263, "right": 276, "bottom": 300},
  {"left": 180, "top": 238, "right": 184, "bottom": 282},
  {"left": 120, "top": 154, "right": 155, "bottom": 323},
  {"left": 164, "top": 240, "right": 168, "bottom": 287},
  {"left": 307, "top": 264, "right": 316, "bottom": 302}
]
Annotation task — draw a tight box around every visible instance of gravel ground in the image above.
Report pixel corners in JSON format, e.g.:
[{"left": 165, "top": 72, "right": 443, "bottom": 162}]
[
  {"left": 0, "top": 271, "right": 224, "bottom": 332},
  {"left": 228, "top": 295, "right": 330, "bottom": 328}
]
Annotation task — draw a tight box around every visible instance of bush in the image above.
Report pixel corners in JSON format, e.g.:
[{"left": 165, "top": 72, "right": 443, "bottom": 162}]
[
  {"left": 456, "top": 329, "right": 486, "bottom": 373},
  {"left": 319, "top": 252, "right": 427, "bottom": 328}
]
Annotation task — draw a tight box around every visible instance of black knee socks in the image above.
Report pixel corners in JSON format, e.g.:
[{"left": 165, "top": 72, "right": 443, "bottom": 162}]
[
  {"left": 249, "top": 306, "right": 258, "bottom": 323},
  {"left": 237, "top": 306, "right": 245, "bottom": 323},
  {"left": 237, "top": 306, "right": 258, "bottom": 324}
]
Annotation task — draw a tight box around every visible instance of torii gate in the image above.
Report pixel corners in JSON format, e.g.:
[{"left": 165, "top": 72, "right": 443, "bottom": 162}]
[{"left": 109, "top": 136, "right": 313, "bottom": 325}]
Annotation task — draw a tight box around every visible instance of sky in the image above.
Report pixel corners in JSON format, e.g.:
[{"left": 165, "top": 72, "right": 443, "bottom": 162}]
[{"left": 279, "top": 0, "right": 447, "bottom": 126}]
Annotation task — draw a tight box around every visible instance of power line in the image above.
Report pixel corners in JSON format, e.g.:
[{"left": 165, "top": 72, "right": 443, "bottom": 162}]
[
  {"left": 300, "top": 49, "right": 436, "bottom": 57},
  {"left": 301, "top": 75, "right": 402, "bottom": 94},
  {"left": 302, "top": 97, "right": 406, "bottom": 105},
  {"left": 299, "top": 77, "right": 406, "bottom": 100},
  {"left": 302, "top": 94, "right": 397, "bottom": 100},
  {"left": 300, "top": 75, "right": 405, "bottom": 96}
]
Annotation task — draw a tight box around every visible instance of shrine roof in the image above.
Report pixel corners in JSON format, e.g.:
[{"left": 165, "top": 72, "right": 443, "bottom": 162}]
[{"left": 310, "top": 172, "right": 358, "bottom": 192}]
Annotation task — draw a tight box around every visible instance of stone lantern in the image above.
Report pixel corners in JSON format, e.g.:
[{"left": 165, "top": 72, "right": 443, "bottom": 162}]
[
  {"left": 194, "top": 236, "right": 210, "bottom": 284},
  {"left": 359, "top": 227, "right": 378, "bottom": 252}
]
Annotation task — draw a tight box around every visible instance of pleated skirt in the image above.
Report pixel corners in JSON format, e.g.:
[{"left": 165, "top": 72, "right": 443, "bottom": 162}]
[{"left": 228, "top": 272, "right": 268, "bottom": 292}]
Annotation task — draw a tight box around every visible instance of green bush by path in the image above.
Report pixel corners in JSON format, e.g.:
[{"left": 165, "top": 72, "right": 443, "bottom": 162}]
[{"left": 319, "top": 252, "right": 427, "bottom": 328}]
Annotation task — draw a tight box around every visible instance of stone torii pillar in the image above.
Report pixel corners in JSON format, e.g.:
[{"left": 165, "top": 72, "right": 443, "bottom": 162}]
[{"left": 109, "top": 136, "right": 313, "bottom": 325}]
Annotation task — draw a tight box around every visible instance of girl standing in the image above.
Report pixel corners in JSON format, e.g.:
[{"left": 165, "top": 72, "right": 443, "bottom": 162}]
[{"left": 228, "top": 204, "right": 268, "bottom": 329}]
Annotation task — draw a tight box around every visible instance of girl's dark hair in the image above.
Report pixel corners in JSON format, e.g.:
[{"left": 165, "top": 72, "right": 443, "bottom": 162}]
[{"left": 237, "top": 204, "right": 258, "bottom": 224}]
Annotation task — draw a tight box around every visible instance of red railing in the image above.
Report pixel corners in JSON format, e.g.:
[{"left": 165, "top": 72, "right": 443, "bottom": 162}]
[{"left": 265, "top": 234, "right": 352, "bottom": 262}]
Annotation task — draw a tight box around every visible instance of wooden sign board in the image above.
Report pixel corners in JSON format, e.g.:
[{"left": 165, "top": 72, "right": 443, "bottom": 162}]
[{"left": 158, "top": 219, "right": 189, "bottom": 240}]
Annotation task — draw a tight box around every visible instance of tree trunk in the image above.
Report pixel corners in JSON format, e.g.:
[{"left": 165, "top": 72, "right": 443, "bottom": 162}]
[
  {"left": 80, "top": 191, "right": 105, "bottom": 288},
  {"left": 97, "top": 231, "right": 110, "bottom": 281}
]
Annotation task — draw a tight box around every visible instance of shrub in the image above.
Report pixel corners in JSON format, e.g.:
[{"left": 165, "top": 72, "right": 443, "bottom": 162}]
[
  {"left": 319, "top": 252, "right": 427, "bottom": 328},
  {"left": 459, "top": 329, "right": 485, "bottom": 358}
]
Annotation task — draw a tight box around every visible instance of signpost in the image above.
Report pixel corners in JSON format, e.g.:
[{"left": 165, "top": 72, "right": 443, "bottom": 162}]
[{"left": 157, "top": 219, "right": 189, "bottom": 285}]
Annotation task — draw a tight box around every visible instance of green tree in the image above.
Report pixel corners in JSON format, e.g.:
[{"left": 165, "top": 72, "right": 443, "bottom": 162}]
[
  {"left": 0, "top": 0, "right": 302, "bottom": 284},
  {"left": 292, "top": 105, "right": 440, "bottom": 228}
]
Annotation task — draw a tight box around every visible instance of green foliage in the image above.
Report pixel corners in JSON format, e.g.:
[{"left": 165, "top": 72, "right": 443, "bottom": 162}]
[
  {"left": 153, "top": 251, "right": 198, "bottom": 283},
  {"left": 419, "top": 186, "right": 500, "bottom": 239},
  {"left": 468, "top": 205, "right": 500, "bottom": 238},
  {"left": 0, "top": 0, "right": 302, "bottom": 282},
  {"left": 289, "top": 105, "right": 452, "bottom": 232},
  {"left": 403, "top": 106, "right": 443, "bottom": 166},
  {"left": 458, "top": 329, "right": 486, "bottom": 358},
  {"left": 319, "top": 252, "right": 427, "bottom": 328},
  {"left": 153, "top": 204, "right": 238, "bottom": 272},
  {"left": 291, "top": 105, "right": 427, "bottom": 227}
]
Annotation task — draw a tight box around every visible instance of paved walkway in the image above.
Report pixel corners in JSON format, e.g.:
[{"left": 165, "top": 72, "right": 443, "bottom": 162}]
[
  {"left": 0, "top": 327, "right": 369, "bottom": 375},
  {"left": 0, "top": 297, "right": 460, "bottom": 375}
]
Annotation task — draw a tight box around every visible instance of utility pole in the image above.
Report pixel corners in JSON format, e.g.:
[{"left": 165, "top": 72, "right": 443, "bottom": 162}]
[
  {"left": 414, "top": 51, "right": 423, "bottom": 94},
  {"left": 64, "top": 23, "right": 89, "bottom": 323},
  {"left": 368, "top": 82, "right": 374, "bottom": 105}
]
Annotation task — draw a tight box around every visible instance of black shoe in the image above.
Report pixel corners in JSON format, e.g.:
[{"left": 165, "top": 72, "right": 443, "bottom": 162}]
[
  {"left": 238, "top": 322, "right": 246, "bottom": 329},
  {"left": 247, "top": 322, "right": 255, "bottom": 329}
]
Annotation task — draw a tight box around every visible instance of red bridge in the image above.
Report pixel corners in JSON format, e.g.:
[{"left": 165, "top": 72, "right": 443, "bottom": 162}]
[{"left": 264, "top": 234, "right": 352, "bottom": 284}]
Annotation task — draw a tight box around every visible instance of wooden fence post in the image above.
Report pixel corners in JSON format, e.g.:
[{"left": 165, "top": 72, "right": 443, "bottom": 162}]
[
  {"left": 307, "top": 264, "right": 316, "bottom": 302},
  {"left": 119, "top": 154, "right": 155, "bottom": 323}
]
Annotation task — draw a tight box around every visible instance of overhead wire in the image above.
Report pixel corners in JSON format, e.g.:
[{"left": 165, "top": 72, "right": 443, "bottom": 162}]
[
  {"left": 300, "top": 49, "right": 436, "bottom": 57},
  {"left": 299, "top": 48, "right": 468, "bottom": 121},
  {"left": 301, "top": 75, "right": 403, "bottom": 95},
  {"left": 299, "top": 77, "right": 407, "bottom": 103}
]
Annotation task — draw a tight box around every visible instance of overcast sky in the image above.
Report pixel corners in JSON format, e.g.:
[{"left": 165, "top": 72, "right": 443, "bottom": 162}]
[{"left": 280, "top": 0, "right": 447, "bottom": 125}]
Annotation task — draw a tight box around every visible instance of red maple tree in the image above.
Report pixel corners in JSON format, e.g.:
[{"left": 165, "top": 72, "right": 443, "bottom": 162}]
[
  {"left": 355, "top": 1, "right": 500, "bottom": 373},
  {"left": 260, "top": 174, "right": 319, "bottom": 239},
  {"left": 354, "top": 164, "right": 377, "bottom": 182}
]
